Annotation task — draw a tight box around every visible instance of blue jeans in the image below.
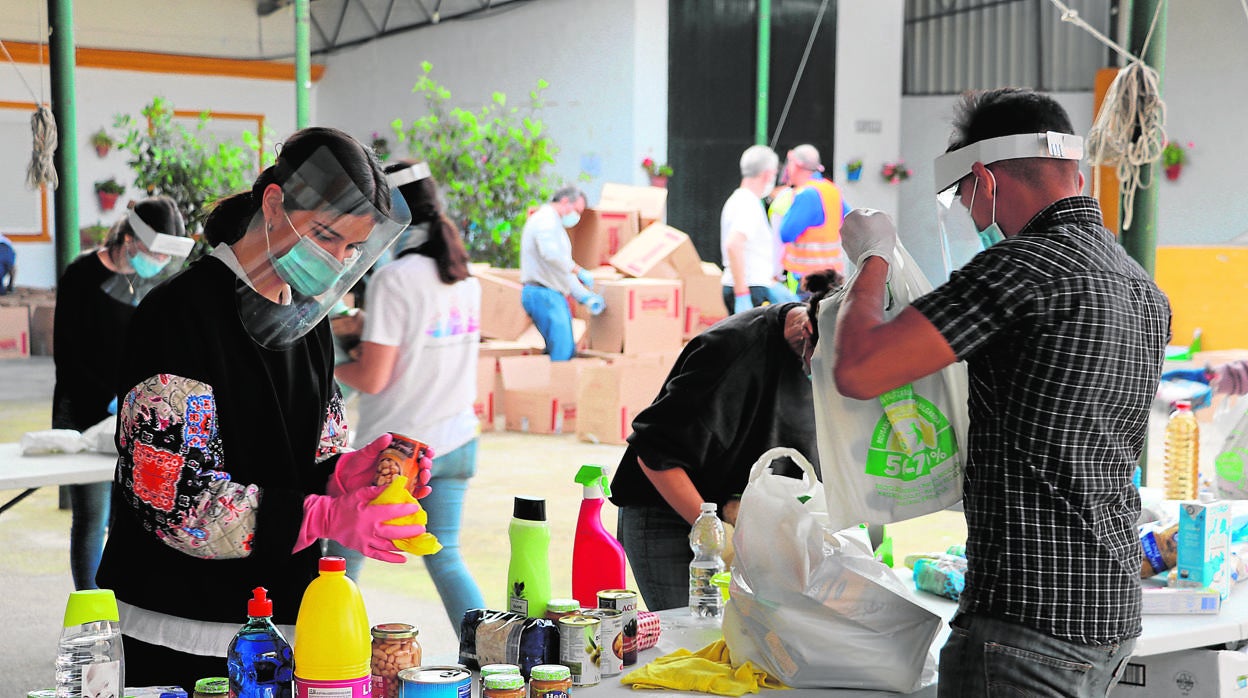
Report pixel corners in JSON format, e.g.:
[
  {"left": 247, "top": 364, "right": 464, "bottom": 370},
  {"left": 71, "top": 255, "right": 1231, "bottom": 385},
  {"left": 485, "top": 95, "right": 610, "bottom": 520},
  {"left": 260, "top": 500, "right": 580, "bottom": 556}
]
[
  {"left": 521, "top": 284, "right": 574, "bottom": 361},
  {"left": 937, "top": 612, "right": 1136, "bottom": 697},
  {"left": 69, "top": 481, "right": 111, "bottom": 590},
  {"left": 327, "top": 439, "right": 486, "bottom": 634},
  {"left": 618, "top": 505, "right": 692, "bottom": 611}
]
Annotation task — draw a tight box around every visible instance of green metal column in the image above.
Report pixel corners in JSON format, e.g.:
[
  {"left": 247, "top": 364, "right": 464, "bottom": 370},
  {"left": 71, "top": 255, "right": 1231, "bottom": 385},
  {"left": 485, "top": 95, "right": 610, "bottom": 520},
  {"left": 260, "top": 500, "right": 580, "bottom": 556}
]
[
  {"left": 295, "top": 0, "right": 311, "bottom": 128},
  {"left": 1120, "top": 0, "right": 1167, "bottom": 277},
  {"left": 755, "top": 0, "right": 771, "bottom": 145},
  {"left": 49, "top": 0, "right": 79, "bottom": 276}
]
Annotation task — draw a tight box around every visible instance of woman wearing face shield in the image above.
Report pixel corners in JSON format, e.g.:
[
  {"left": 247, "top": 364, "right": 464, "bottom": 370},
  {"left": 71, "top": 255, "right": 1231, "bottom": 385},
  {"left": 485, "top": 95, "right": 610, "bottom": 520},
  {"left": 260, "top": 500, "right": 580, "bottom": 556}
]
[
  {"left": 53, "top": 196, "right": 189, "bottom": 592},
  {"left": 95, "top": 127, "right": 427, "bottom": 686}
]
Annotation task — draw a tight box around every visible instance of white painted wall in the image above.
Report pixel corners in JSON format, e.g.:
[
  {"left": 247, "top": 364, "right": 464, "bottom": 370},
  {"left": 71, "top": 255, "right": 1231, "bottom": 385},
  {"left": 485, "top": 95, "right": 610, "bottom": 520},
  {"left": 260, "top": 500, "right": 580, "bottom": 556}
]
[
  {"left": 0, "top": 66, "right": 300, "bottom": 288},
  {"left": 833, "top": 1, "right": 903, "bottom": 214},
  {"left": 1155, "top": 1, "right": 1248, "bottom": 244},
  {"left": 315, "top": 0, "right": 668, "bottom": 205}
]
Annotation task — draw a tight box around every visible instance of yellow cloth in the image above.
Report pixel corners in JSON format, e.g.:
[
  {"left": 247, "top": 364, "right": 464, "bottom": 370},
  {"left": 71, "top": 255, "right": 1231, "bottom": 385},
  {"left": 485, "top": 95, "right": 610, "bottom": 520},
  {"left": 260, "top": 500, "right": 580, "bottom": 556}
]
[
  {"left": 370, "top": 475, "right": 442, "bottom": 555},
  {"left": 620, "top": 638, "right": 787, "bottom": 695}
]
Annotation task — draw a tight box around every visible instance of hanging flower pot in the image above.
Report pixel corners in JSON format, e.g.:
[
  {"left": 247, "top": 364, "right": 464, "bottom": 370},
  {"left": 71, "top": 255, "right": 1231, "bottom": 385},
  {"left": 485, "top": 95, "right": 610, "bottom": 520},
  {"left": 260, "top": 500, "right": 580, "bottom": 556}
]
[
  {"left": 97, "top": 191, "right": 119, "bottom": 211},
  {"left": 1164, "top": 163, "right": 1182, "bottom": 181},
  {"left": 641, "top": 156, "right": 673, "bottom": 188},
  {"left": 94, "top": 177, "right": 125, "bottom": 211},
  {"left": 1161, "top": 140, "right": 1190, "bottom": 182},
  {"left": 648, "top": 174, "right": 668, "bottom": 188},
  {"left": 846, "top": 159, "right": 864, "bottom": 182},
  {"left": 90, "top": 128, "right": 113, "bottom": 159}
]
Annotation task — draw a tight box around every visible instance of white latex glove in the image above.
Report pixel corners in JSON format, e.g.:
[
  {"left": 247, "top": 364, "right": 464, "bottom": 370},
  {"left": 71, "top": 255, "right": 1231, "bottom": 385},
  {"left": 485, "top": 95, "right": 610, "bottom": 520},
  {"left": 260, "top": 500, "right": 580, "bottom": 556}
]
[{"left": 842, "top": 208, "right": 897, "bottom": 276}]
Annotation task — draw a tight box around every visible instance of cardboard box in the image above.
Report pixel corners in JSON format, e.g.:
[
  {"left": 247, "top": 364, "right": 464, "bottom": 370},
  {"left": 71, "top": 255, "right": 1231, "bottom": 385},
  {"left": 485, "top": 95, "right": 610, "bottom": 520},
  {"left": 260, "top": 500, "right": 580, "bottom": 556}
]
[
  {"left": 515, "top": 318, "right": 588, "bottom": 353},
  {"left": 1111, "top": 648, "right": 1248, "bottom": 697},
  {"left": 600, "top": 182, "right": 668, "bottom": 228},
  {"left": 683, "top": 261, "right": 728, "bottom": 340},
  {"left": 476, "top": 269, "right": 532, "bottom": 340},
  {"left": 1176, "top": 499, "right": 1233, "bottom": 598},
  {"left": 588, "top": 278, "right": 683, "bottom": 356},
  {"left": 609, "top": 224, "right": 703, "bottom": 280},
  {"left": 570, "top": 208, "right": 642, "bottom": 270},
  {"left": 475, "top": 356, "right": 501, "bottom": 432},
  {"left": 0, "top": 305, "right": 30, "bottom": 359},
  {"left": 575, "top": 357, "right": 673, "bottom": 445},
  {"left": 29, "top": 304, "right": 54, "bottom": 357},
  {"left": 498, "top": 355, "right": 605, "bottom": 434}
]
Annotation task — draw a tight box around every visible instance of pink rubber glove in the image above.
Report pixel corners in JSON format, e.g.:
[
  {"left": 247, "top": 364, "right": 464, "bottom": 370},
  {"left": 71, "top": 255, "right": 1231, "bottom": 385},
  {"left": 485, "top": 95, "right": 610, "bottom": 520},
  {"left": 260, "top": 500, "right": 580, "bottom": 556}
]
[
  {"left": 1211, "top": 361, "right": 1248, "bottom": 396},
  {"left": 411, "top": 446, "right": 434, "bottom": 499},
  {"left": 327, "top": 433, "right": 394, "bottom": 497},
  {"left": 293, "top": 486, "right": 425, "bottom": 563}
]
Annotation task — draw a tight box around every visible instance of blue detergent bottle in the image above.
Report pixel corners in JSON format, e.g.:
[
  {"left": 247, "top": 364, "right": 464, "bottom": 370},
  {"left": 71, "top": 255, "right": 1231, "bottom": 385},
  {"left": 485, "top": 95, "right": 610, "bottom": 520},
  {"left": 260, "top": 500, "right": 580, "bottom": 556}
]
[{"left": 228, "top": 587, "right": 294, "bottom": 698}]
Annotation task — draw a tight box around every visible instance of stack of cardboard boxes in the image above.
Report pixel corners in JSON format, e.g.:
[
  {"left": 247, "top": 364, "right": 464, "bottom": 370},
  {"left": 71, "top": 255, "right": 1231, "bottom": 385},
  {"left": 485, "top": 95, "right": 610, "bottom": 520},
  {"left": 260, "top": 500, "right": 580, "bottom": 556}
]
[
  {"left": 475, "top": 183, "right": 730, "bottom": 445},
  {"left": 0, "top": 288, "right": 56, "bottom": 359}
]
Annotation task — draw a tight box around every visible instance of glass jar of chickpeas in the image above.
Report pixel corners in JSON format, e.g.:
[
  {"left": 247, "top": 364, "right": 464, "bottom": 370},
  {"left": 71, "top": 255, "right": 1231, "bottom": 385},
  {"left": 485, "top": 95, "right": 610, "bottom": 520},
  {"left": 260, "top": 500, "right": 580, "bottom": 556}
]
[{"left": 370, "top": 623, "right": 421, "bottom": 698}]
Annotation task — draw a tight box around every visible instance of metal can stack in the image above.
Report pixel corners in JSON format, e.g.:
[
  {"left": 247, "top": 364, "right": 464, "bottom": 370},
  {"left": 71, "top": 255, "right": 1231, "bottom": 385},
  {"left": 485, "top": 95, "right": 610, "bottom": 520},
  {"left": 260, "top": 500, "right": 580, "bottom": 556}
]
[{"left": 581, "top": 608, "right": 624, "bottom": 677}]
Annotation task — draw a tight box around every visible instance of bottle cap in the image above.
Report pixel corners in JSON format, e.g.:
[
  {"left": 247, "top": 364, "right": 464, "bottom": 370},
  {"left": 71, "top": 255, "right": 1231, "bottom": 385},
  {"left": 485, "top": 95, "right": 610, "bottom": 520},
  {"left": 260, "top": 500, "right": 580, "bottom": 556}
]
[
  {"left": 483, "top": 674, "right": 526, "bottom": 691},
  {"left": 530, "top": 664, "right": 572, "bottom": 682},
  {"left": 546, "top": 598, "right": 580, "bottom": 613},
  {"left": 319, "top": 556, "right": 347, "bottom": 572},
  {"left": 63, "top": 588, "right": 120, "bottom": 627},
  {"left": 699, "top": 502, "right": 718, "bottom": 514},
  {"left": 193, "top": 678, "right": 229, "bottom": 695},
  {"left": 1175, "top": 399, "right": 1192, "bottom": 410},
  {"left": 247, "top": 587, "right": 273, "bottom": 617},
  {"left": 371, "top": 622, "right": 418, "bottom": 639},
  {"left": 513, "top": 496, "right": 546, "bottom": 521},
  {"left": 574, "top": 464, "right": 612, "bottom": 497}
]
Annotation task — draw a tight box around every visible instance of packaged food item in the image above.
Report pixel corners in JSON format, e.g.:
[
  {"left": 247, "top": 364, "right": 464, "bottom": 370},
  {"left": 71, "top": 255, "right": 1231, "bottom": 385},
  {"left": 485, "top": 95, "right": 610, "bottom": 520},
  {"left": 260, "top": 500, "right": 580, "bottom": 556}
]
[
  {"left": 478, "top": 664, "right": 520, "bottom": 696},
  {"left": 528, "top": 664, "right": 572, "bottom": 698},
  {"left": 396, "top": 666, "right": 471, "bottom": 698},
  {"left": 1175, "top": 497, "right": 1232, "bottom": 599},
  {"left": 1140, "top": 521, "right": 1179, "bottom": 577},
  {"left": 371, "top": 623, "right": 422, "bottom": 698},
  {"left": 374, "top": 433, "right": 430, "bottom": 497},
  {"left": 543, "top": 599, "right": 579, "bottom": 622},
  {"left": 635, "top": 610, "right": 661, "bottom": 651},
  {"left": 581, "top": 608, "right": 623, "bottom": 677},
  {"left": 482, "top": 672, "right": 526, "bottom": 698},
  {"left": 192, "top": 678, "right": 229, "bottom": 698},
  {"left": 557, "top": 614, "right": 601, "bottom": 687},
  {"left": 596, "top": 589, "right": 638, "bottom": 665},
  {"left": 458, "top": 609, "right": 558, "bottom": 678}
]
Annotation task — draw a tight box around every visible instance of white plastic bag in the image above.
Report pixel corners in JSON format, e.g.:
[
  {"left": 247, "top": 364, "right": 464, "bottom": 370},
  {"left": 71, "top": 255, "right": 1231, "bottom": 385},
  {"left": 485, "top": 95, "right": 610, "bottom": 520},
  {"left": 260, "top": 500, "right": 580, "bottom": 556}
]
[
  {"left": 722, "top": 447, "right": 940, "bottom": 692},
  {"left": 1213, "top": 396, "right": 1248, "bottom": 499},
  {"left": 809, "top": 244, "right": 969, "bottom": 530}
]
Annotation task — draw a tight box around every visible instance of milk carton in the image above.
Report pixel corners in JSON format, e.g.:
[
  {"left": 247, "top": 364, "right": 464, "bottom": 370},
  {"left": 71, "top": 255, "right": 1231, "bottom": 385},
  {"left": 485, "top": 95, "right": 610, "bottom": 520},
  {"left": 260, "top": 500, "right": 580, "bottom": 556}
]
[{"left": 1174, "top": 497, "right": 1232, "bottom": 599}]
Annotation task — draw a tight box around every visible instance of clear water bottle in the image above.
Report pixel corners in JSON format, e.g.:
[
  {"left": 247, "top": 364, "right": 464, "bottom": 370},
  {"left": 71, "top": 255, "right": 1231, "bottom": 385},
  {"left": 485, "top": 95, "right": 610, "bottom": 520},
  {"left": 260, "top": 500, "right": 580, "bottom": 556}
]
[
  {"left": 56, "top": 589, "right": 125, "bottom": 698},
  {"left": 688, "top": 502, "right": 726, "bottom": 618},
  {"left": 227, "top": 587, "right": 294, "bottom": 698}
]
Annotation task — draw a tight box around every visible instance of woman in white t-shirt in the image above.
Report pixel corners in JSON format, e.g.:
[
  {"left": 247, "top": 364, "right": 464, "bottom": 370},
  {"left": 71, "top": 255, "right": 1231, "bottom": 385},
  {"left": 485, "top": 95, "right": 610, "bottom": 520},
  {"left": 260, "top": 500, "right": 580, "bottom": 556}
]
[{"left": 335, "top": 160, "right": 485, "bottom": 633}]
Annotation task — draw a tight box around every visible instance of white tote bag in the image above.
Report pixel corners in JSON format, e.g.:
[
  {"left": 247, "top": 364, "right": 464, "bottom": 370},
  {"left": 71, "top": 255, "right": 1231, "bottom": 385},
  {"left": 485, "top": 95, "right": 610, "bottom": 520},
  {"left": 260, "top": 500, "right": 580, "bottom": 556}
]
[
  {"left": 721, "top": 447, "right": 940, "bottom": 692},
  {"left": 809, "top": 244, "right": 970, "bottom": 531}
]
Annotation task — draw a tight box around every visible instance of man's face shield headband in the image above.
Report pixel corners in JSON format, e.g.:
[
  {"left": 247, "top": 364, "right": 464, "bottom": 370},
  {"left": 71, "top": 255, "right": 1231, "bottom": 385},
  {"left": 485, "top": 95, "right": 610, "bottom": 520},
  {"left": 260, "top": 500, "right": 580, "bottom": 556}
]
[
  {"left": 932, "top": 131, "right": 1083, "bottom": 279},
  {"left": 237, "top": 145, "right": 412, "bottom": 350}
]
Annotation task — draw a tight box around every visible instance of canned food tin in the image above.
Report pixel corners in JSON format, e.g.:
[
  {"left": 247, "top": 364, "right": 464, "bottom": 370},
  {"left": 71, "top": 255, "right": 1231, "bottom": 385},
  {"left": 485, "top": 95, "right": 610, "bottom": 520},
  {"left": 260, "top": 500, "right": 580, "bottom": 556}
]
[
  {"left": 581, "top": 608, "right": 623, "bottom": 676},
  {"left": 596, "top": 589, "right": 639, "bottom": 665},
  {"left": 397, "top": 666, "right": 472, "bottom": 698},
  {"left": 557, "top": 615, "right": 601, "bottom": 687},
  {"left": 375, "top": 433, "right": 431, "bottom": 497}
]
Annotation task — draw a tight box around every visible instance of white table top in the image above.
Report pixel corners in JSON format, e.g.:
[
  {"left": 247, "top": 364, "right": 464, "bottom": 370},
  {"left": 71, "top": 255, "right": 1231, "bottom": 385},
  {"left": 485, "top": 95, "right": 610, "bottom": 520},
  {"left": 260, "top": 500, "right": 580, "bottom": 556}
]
[{"left": 0, "top": 442, "right": 116, "bottom": 491}]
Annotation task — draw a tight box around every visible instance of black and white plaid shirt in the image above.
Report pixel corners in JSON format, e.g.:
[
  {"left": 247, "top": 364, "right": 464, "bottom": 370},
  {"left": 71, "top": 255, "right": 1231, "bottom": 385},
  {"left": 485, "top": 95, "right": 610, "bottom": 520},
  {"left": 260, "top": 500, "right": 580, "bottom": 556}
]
[{"left": 912, "top": 196, "right": 1171, "bottom": 645}]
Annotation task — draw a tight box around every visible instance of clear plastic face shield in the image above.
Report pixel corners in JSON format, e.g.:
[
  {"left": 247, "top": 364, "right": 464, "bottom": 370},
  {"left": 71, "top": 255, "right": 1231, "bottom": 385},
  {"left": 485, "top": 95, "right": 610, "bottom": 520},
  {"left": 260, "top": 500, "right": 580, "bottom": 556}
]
[
  {"left": 933, "top": 131, "right": 1083, "bottom": 277},
  {"left": 236, "top": 146, "right": 412, "bottom": 349},
  {"left": 373, "top": 162, "right": 433, "bottom": 269},
  {"left": 101, "top": 207, "right": 193, "bottom": 306}
]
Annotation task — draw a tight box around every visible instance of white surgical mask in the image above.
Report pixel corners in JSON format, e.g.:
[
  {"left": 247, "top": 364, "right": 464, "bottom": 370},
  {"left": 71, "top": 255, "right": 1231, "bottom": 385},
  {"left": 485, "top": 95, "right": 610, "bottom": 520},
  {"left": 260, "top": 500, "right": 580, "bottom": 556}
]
[{"left": 561, "top": 211, "right": 581, "bottom": 229}]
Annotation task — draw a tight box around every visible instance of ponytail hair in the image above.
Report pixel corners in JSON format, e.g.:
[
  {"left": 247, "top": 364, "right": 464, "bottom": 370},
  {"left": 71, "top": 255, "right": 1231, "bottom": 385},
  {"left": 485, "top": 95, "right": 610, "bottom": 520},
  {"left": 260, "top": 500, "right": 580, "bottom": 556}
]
[
  {"left": 203, "top": 126, "right": 389, "bottom": 247},
  {"left": 802, "top": 268, "right": 845, "bottom": 347},
  {"left": 383, "top": 160, "right": 470, "bottom": 284}
]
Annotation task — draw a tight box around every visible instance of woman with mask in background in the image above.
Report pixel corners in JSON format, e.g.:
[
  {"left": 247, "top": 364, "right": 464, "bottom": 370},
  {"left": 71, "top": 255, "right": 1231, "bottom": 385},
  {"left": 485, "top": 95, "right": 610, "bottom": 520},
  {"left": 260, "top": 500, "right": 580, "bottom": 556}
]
[
  {"left": 334, "top": 160, "right": 485, "bottom": 635},
  {"left": 52, "top": 195, "right": 192, "bottom": 590}
]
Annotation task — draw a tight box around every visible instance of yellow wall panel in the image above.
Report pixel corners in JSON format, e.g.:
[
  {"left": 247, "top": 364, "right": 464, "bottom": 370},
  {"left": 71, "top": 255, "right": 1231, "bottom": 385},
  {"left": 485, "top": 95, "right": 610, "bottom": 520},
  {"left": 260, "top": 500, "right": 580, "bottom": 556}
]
[{"left": 1155, "top": 246, "right": 1248, "bottom": 350}]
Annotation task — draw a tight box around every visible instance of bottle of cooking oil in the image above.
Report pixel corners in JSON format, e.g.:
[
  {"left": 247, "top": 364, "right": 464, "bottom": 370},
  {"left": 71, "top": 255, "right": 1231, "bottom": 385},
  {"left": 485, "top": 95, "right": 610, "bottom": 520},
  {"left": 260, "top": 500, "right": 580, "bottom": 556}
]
[{"left": 1164, "top": 400, "right": 1199, "bottom": 501}]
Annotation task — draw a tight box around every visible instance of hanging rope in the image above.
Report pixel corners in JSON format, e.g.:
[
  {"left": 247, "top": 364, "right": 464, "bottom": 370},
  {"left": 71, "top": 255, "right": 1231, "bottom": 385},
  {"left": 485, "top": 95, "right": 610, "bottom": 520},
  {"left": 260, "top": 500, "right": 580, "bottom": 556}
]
[
  {"left": 1, "top": 28, "right": 59, "bottom": 191},
  {"left": 769, "top": 0, "right": 831, "bottom": 150},
  {"left": 1051, "top": 0, "right": 1165, "bottom": 230}
]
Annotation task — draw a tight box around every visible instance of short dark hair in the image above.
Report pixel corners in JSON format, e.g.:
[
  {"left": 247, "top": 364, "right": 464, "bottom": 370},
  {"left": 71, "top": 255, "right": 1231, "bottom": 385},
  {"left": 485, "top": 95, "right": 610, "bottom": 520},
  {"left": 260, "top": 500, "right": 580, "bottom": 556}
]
[
  {"left": 802, "top": 268, "right": 846, "bottom": 348},
  {"left": 947, "top": 88, "right": 1076, "bottom": 153}
]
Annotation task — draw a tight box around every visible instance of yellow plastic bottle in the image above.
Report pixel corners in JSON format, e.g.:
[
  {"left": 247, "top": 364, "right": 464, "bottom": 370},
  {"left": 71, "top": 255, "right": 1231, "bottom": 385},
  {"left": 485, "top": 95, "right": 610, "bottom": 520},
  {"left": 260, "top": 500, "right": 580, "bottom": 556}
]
[
  {"left": 1164, "top": 400, "right": 1200, "bottom": 501},
  {"left": 293, "top": 557, "right": 371, "bottom": 698}
]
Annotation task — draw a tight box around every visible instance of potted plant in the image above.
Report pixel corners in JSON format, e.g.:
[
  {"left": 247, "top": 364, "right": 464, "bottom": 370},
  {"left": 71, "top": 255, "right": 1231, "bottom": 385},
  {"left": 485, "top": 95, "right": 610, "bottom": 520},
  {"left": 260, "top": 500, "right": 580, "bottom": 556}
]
[
  {"left": 1162, "top": 140, "right": 1189, "bottom": 181},
  {"left": 881, "top": 161, "right": 913, "bottom": 185},
  {"left": 846, "top": 159, "right": 864, "bottom": 182},
  {"left": 94, "top": 177, "right": 125, "bottom": 211},
  {"left": 90, "top": 128, "right": 114, "bottom": 158},
  {"left": 641, "top": 156, "right": 674, "bottom": 187}
]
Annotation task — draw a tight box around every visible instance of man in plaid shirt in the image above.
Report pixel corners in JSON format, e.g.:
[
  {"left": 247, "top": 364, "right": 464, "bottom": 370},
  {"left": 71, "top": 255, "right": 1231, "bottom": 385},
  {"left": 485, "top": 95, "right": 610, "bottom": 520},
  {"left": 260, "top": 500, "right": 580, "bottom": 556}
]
[{"left": 832, "top": 88, "right": 1171, "bottom": 697}]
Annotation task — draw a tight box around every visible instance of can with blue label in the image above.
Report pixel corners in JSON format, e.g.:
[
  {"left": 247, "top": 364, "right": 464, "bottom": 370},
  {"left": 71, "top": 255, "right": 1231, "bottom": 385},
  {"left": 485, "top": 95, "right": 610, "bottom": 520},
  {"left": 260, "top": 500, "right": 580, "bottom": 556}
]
[{"left": 398, "top": 666, "right": 472, "bottom": 698}]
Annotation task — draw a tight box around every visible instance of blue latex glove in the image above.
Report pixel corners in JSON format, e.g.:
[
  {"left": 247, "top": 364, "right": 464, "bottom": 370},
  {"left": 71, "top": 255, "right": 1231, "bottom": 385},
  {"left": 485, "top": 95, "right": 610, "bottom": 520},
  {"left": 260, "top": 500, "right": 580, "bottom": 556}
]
[
  {"left": 107, "top": 396, "right": 118, "bottom": 415},
  {"left": 734, "top": 294, "right": 753, "bottom": 314},
  {"left": 583, "top": 293, "right": 606, "bottom": 316},
  {"left": 576, "top": 268, "right": 595, "bottom": 289},
  {"left": 1160, "top": 367, "right": 1210, "bottom": 384}
]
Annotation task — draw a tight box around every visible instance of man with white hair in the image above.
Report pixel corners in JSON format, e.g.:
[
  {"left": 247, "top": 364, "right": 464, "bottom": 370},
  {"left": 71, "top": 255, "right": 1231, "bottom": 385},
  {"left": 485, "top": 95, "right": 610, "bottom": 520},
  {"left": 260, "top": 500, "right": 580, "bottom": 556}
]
[
  {"left": 779, "top": 143, "right": 850, "bottom": 279},
  {"left": 721, "top": 144, "right": 780, "bottom": 315}
]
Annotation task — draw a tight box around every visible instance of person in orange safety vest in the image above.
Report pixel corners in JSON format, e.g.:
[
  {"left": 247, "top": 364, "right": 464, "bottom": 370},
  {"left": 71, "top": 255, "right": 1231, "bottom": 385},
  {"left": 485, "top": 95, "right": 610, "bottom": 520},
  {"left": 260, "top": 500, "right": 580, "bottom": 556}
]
[{"left": 778, "top": 144, "right": 851, "bottom": 279}]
